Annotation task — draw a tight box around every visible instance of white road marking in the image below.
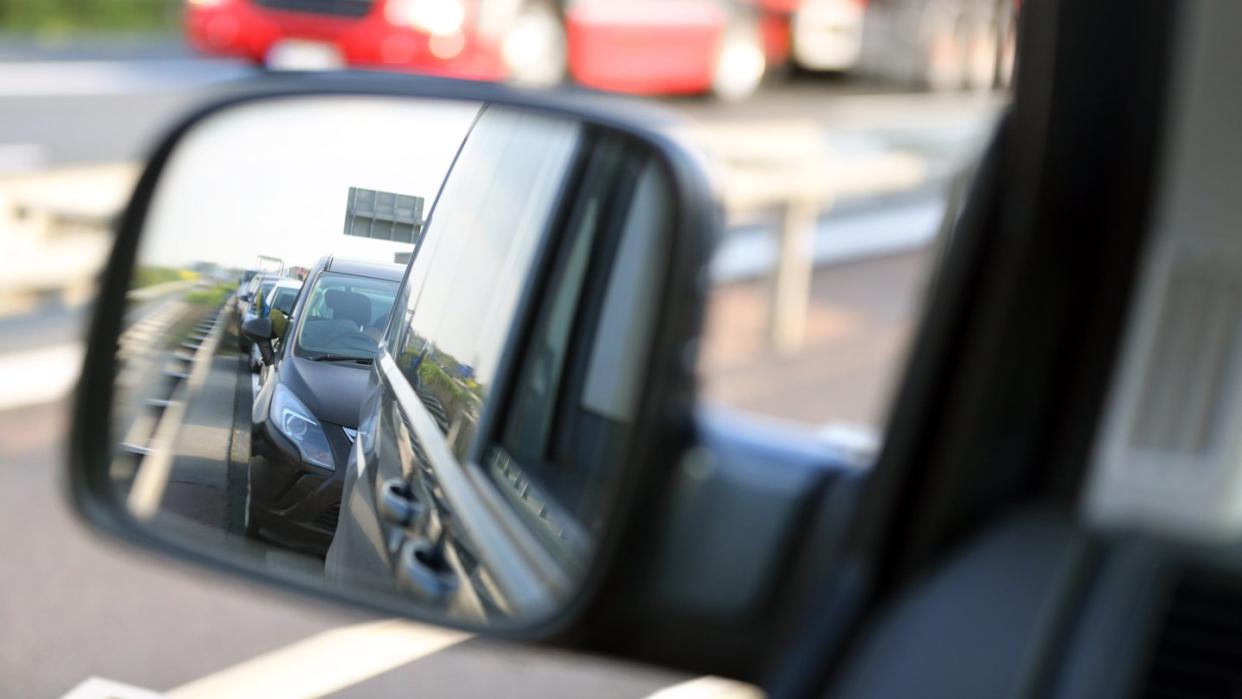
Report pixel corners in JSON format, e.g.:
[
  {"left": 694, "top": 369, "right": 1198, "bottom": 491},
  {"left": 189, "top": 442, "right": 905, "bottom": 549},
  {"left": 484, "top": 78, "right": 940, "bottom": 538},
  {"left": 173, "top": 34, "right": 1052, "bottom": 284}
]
[
  {"left": 61, "top": 676, "right": 164, "bottom": 699},
  {"left": 0, "top": 342, "right": 82, "bottom": 411},
  {"left": 165, "top": 619, "right": 468, "bottom": 699},
  {"left": 644, "top": 676, "right": 765, "bottom": 699}
]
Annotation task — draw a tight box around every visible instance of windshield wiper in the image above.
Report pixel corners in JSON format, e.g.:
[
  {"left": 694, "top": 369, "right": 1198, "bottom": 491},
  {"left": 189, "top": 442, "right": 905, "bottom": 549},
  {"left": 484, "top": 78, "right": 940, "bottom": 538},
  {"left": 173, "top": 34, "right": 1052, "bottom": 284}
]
[{"left": 308, "top": 354, "right": 373, "bottom": 364}]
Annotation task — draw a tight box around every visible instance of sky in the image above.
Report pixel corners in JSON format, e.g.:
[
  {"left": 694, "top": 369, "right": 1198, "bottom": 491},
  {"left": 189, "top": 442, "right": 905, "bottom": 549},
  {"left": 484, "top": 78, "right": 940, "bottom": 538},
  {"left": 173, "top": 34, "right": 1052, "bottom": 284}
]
[{"left": 138, "top": 95, "right": 481, "bottom": 272}]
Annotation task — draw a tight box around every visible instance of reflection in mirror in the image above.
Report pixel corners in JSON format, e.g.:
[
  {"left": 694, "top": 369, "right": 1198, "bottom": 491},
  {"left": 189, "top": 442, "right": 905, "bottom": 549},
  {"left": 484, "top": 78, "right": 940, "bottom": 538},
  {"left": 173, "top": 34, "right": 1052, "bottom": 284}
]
[{"left": 109, "top": 95, "right": 674, "bottom": 628}]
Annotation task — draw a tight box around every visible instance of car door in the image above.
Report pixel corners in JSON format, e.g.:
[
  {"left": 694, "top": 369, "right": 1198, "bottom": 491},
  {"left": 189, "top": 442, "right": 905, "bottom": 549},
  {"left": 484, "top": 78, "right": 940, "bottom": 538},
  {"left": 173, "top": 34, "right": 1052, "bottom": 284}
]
[{"left": 339, "top": 108, "right": 586, "bottom": 615}]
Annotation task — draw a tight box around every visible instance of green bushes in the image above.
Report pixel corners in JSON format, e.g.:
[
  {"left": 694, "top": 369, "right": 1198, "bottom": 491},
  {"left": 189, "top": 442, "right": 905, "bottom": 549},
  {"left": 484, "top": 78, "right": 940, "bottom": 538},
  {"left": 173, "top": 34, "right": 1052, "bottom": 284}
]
[
  {"left": 132, "top": 266, "right": 189, "bottom": 288},
  {"left": 185, "top": 283, "right": 236, "bottom": 306},
  {"left": 0, "top": 1, "right": 179, "bottom": 35}
]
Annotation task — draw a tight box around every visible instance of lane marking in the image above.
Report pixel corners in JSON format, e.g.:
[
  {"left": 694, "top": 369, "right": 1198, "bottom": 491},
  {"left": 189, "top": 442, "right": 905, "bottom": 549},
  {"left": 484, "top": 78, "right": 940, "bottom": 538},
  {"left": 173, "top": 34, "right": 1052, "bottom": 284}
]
[
  {"left": 645, "top": 676, "right": 765, "bottom": 699},
  {"left": 0, "top": 342, "right": 82, "bottom": 411},
  {"left": 61, "top": 676, "right": 163, "bottom": 699},
  {"left": 165, "top": 619, "right": 468, "bottom": 699}
]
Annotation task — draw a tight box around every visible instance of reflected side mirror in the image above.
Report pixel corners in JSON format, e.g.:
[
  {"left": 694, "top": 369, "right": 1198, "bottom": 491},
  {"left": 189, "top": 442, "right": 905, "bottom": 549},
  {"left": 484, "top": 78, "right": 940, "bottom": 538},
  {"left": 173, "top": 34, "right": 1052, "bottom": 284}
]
[{"left": 242, "top": 316, "right": 274, "bottom": 365}]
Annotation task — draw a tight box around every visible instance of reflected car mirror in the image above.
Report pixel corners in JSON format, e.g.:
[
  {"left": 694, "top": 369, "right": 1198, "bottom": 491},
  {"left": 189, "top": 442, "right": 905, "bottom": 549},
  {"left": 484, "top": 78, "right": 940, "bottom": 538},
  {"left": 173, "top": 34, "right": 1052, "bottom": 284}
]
[
  {"left": 241, "top": 316, "right": 273, "bottom": 343},
  {"left": 242, "top": 316, "right": 275, "bottom": 365}
]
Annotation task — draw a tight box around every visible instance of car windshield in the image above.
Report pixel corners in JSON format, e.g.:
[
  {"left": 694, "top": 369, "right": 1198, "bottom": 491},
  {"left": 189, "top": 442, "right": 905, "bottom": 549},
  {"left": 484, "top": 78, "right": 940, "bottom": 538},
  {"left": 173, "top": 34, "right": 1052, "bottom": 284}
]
[
  {"left": 270, "top": 286, "right": 299, "bottom": 314},
  {"left": 294, "top": 272, "right": 398, "bottom": 361}
]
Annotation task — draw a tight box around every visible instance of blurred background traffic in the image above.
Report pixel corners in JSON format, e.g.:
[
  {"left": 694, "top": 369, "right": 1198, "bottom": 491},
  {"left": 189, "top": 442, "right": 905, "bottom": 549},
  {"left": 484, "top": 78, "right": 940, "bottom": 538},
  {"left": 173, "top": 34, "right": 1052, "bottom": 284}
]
[{"left": 0, "top": 0, "right": 1008, "bottom": 696}]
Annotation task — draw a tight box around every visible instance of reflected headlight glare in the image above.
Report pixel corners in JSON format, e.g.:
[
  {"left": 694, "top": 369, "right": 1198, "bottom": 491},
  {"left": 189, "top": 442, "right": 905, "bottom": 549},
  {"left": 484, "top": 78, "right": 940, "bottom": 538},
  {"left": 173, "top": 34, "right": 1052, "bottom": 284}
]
[
  {"left": 271, "top": 384, "right": 335, "bottom": 471},
  {"left": 187, "top": 0, "right": 228, "bottom": 6},
  {"left": 385, "top": 0, "right": 467, "bottom": 35}
]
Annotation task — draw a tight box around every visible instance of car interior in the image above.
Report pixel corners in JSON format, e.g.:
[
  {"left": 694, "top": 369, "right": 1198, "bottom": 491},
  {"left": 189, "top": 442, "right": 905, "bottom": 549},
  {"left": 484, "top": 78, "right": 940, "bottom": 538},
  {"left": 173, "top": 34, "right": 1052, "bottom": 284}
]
[{"left": 66, "top": 1, "right": 1242, "bottom": 697}]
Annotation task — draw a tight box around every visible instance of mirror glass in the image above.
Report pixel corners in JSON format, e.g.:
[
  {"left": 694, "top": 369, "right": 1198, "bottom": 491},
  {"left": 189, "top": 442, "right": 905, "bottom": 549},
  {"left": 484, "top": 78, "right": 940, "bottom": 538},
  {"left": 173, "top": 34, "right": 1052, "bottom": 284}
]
[{"left": 109, "top": 95, "right": 674, "bottom": 627}]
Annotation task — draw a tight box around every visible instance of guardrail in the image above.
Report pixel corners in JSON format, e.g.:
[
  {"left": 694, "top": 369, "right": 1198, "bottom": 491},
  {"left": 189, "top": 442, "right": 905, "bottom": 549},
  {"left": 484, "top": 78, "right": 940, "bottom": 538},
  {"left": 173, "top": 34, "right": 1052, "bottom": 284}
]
[
  {"left": 0, "top": 164, "right": 138, "bottom": 313},
  {"left": 2, "top": 140, "right": 950, "bottom": 354},
  {"left": 118, "top": 303, "right": 228, "bottom": 520},
  {"left": 683, "top": 121, "right": 941, "bottom": 354}
]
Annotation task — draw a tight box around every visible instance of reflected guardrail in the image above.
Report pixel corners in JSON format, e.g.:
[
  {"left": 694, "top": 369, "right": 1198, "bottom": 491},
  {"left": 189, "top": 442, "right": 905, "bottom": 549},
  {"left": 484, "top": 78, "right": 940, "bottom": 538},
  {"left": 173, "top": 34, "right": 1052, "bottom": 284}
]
[{"left": 120, "top": 303, "right": 228, "bottom": 519}]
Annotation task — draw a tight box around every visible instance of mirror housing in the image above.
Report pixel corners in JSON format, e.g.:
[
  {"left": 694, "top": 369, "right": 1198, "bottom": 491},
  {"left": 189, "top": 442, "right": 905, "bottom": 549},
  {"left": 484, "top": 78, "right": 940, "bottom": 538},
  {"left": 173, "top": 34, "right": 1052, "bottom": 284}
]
[
  {"left": 241, "top": 316, "right": 273, "bottom": 343},
  {"left": 63, "top": 76, "right": 844, "bottom": 683},
  {"left": 242, "top": 316, "right": 274, "bottom": 365}
]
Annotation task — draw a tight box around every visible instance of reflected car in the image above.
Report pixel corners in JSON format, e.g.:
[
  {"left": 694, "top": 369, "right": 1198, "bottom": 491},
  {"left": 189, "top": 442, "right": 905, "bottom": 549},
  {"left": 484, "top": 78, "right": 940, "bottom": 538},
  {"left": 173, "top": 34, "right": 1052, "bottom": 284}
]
[
  {"left": 327, "top": 106, "right": 664, "bottom": 611},
  {"left": 245, "top": 256, "right": 404, "bottom": 555},
  {"left": 248, "top": 277, "right": 303, "bottom": 372},
  {"left": 237, "top": 274, "right": 282, "bottom": 352}
]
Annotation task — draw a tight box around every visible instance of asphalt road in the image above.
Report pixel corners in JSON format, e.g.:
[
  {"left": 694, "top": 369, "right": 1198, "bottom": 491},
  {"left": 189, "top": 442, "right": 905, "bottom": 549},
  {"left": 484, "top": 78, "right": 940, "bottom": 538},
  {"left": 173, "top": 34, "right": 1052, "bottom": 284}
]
[
  {"left": 0, "top": 402, "right": 690, "bottom": 699},
  {"left": 0, "top": 45, "right": 994, "bottom": 697}
]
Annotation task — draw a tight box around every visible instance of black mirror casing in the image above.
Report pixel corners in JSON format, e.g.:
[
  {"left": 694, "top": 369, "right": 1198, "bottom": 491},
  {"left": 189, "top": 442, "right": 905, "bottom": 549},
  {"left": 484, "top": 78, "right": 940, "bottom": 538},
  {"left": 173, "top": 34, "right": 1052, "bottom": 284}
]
[
  {"left": 242, "top": 317, "right": 275, "bottom": 364},
  {"left": 241, "top": 316, "right": 273, "bottom": 343},
  {"left": 65, "top": 74, "right": 825, "bottom": 683}
]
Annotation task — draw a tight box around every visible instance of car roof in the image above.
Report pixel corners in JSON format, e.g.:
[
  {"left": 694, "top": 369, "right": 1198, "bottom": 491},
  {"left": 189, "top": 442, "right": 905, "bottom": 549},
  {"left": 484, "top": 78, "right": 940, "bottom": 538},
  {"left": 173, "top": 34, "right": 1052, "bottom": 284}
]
[
  {"left": 323, "top": 256, "right": 406, "bottom": 282},
  {"left": 271, "top": 279, "right": 303, "bottom": 290}
]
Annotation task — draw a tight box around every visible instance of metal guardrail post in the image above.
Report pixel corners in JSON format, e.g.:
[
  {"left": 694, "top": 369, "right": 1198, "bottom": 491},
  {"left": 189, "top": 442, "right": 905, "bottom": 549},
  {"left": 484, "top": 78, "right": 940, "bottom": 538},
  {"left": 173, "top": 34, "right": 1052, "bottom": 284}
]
[{"left": 769, "top": 196, "right": 821, "bottom": 355}]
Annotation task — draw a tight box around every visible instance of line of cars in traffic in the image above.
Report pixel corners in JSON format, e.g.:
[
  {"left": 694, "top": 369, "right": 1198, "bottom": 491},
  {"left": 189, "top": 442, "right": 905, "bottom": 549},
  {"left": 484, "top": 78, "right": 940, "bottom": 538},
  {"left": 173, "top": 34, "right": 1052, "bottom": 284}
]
[
  {"left": 187, "top": 0, "right": 1017, "bottom": 100},
  {"left": 231, "top": 255, "right": 404, "bottom": 555}
]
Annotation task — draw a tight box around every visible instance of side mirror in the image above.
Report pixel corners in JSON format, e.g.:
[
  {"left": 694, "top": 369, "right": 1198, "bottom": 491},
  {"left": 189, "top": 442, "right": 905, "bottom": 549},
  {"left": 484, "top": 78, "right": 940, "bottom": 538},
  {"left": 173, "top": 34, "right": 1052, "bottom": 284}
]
[
  {"left": 241, "top": 316, "right": 274, "bottom": 365},
  {"left": 65, "top": 80, "right": 840, "bottom": 682}
]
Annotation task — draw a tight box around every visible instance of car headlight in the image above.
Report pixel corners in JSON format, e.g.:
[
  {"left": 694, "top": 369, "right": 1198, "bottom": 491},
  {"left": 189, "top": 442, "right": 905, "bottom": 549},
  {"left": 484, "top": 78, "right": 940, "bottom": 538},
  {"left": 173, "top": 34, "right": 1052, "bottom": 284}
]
[
  {"left": 270, "top": 383, "right": 335, "bottom": 471},
  {"left": 385, "top": 0, "right": 466, "bottom": 36}
]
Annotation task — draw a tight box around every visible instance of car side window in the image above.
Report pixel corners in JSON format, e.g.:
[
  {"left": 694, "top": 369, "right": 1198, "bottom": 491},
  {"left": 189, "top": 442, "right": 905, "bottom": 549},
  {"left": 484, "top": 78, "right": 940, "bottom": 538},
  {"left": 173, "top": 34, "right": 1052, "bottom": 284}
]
[
  {"left": 488, "top": 149, "right": 671, "bottom": 558},
  {"left": 392, "top": 109, "right": 581, "bottom": 459}
]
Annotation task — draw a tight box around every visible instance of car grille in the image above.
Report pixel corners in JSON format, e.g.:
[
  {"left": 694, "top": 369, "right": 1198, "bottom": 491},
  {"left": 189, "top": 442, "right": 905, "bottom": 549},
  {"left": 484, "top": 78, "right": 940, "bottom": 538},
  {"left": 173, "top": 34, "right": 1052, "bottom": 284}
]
[
  {"left": 253, "top": 0, "right": 374, "bottom": 18},
  {"left": 315, "top": 503, "right": 341, "bottom": 531}
]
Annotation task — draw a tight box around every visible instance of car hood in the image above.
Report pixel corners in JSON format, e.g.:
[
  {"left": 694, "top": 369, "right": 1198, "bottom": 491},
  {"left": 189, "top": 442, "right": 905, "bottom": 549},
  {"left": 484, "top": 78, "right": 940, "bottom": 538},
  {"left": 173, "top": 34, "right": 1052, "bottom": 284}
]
[{"left": 279, "top": 354, "right": 371, "bottom": 429}]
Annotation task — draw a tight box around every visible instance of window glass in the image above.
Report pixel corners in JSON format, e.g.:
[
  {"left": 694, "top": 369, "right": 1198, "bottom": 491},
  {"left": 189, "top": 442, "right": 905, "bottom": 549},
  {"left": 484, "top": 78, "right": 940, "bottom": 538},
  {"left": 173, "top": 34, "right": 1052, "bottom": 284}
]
[
  {"left": 270, "top": 286, "right": 300, "bottom": 315},
  {"left": 496, "top": 139, "right": 625, "bottom": 488},
  {"left": 251, "top": 279, "right": 277, "bottom": 312},
  {"left": 393, "top": 109, "right": 581, "bottom": 459},
  {"left": 293, "top": 272, "right": 399, "bottom": 361},
  {"left": 492, "top": 154, "right": 668, "bottom": 551}
]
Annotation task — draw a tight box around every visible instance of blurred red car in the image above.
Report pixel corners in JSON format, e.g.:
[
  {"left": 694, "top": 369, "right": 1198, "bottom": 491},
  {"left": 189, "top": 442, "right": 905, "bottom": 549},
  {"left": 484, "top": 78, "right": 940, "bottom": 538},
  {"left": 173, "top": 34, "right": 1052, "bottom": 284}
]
[
  {"left": 565, "top": 0, "right": 794, "bottom": 100},
  {"left": 186, "top": 0, "right": 553, "bottom": 82},
  {"left": 186, "top": 0, "right": 793, "bottom": 99}
]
